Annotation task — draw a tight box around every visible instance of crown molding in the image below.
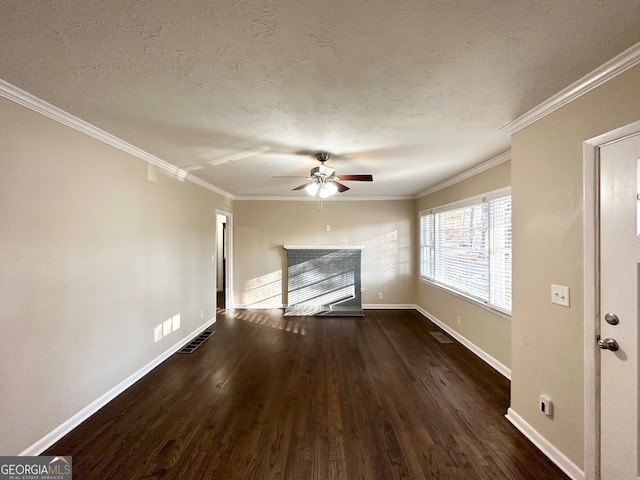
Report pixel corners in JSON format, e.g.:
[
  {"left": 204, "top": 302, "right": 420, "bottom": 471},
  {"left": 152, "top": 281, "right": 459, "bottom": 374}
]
[
  {"left": 501, "top": 41, "right": 640, "bottom": 135},
  {"left": 415, "top": 151, "right": 511, "bottom": 198},
  {"left": 184, "top": 174, "right": 232, "bottom": 198},
  {"left": 0, "top": 79, "right": 233, "bottom": 199}
]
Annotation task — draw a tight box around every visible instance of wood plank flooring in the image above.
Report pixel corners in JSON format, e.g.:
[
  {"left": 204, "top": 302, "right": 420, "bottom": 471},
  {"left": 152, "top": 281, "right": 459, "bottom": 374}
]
[{"left": 44, "top": 309, "right": 568, "bottom": 479}]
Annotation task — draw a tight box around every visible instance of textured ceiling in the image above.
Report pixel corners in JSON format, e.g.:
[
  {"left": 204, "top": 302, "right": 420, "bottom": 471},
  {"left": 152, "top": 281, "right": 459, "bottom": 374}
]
[{"left": 1, "top": 1, "right": 640, "bottom": 198}]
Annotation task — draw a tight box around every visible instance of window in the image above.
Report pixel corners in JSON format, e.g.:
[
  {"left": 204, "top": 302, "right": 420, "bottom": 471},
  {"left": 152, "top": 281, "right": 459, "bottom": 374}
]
[{"left": 419, "top": 190, "right": 511, "bottom": 314}]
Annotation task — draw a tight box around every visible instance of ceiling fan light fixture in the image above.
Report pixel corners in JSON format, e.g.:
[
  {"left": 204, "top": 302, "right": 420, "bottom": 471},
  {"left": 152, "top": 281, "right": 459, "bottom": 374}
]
[
  {"left": 305, "top": 182, "right": 319, "bottom": 196},
  {"left": 319, "top": 182, "right": 338, "bottom": 198}
]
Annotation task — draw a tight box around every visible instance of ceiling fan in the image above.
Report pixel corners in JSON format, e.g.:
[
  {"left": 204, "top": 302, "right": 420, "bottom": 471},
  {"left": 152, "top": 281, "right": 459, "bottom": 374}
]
[{"left": 274, "top": 152, "right": 373, "bottom": 198}]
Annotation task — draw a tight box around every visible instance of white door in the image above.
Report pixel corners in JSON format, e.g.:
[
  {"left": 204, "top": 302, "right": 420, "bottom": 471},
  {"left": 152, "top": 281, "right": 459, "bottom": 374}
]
[{"left": 599, "top": 133, "right": 640, "bottom": 479}]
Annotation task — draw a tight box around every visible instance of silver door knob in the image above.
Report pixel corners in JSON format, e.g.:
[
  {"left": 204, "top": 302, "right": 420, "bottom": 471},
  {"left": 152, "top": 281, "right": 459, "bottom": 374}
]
[
  {"left": 604, "top": 313, "right": 620, "bottom": 325},
  {"left": 598, "top": 337, "right": 619, "bottom": 351}
]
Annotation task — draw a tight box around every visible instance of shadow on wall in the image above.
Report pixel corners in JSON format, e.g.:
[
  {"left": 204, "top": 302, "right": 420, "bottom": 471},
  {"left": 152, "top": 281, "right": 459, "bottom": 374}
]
[
  {"left": 362, "top": 231, "right": 398, "bottom": 291},
  {"left": 241, "top": 269, "right": 283, "bottom": 307}
]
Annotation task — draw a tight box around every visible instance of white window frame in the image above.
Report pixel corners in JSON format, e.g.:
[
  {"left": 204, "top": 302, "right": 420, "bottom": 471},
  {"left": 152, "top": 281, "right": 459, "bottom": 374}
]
[{"left": 419, "top": 187, "right": 511, "bottom": 315}]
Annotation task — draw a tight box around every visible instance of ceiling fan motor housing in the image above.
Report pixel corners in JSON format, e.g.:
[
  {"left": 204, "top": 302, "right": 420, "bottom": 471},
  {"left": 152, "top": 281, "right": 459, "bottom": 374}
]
[
  {"left": 315, "top": 152, "right": 331, "bottom": 163},
  {"left": 311, "top": 164, "right": 335, "bottom": 178}
]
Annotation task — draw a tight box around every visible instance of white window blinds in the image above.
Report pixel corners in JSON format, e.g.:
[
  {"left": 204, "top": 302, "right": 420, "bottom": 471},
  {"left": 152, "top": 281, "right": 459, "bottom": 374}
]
[
  {"left": 419, "top": 192, "right": 511, "bottom": 314},
  {"left": 419, "top": 213, "right": 434, "bottom": 278},
  {"left": 489, "top": 195, "right": 512, "bottom": 312},
  {"left": 434, "top": 204, "right": 488, "bottom": 301}
]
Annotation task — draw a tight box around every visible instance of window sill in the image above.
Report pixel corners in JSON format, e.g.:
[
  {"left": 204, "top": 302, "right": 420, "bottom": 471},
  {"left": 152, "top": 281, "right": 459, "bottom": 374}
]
[{"left": 418, "top": 277, "right": 512, "bottom": 320}]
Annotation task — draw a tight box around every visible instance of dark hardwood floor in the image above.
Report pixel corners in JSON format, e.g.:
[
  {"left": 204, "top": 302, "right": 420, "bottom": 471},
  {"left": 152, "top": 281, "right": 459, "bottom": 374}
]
[{"left": 45, "top": 309, "right": 568, "bottom": 479}]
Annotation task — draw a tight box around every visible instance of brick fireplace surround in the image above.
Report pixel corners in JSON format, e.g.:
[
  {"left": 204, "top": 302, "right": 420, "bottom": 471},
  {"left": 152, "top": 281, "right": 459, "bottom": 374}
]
[{"left": 283, "top": 245, "right": 364, "bottom": 316}]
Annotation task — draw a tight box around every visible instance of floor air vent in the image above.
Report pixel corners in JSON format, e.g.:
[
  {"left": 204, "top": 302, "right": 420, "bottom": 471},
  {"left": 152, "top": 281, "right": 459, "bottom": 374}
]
[
  {"left": 177, "top": 331, "right": 215, "bottom": 354},
  {"left": 429, "top": 331, "right": 454, "bottom": 344}
]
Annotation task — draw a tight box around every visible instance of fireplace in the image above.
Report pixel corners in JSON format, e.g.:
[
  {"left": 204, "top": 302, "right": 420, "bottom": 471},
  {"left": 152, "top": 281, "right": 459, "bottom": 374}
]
[{"left": 284, "top": 245, "right": 364, "bottom": 316}]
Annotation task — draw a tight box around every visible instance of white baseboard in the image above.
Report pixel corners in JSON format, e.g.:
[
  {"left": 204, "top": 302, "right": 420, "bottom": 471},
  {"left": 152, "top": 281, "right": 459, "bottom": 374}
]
[
  {"left": 506, "top": 408, "right": 584, "bottom": 480},
  {"left": 362, "top": 303, "right": 415, "bottom": 309},
  {"left": 414, "top": 305, "right": 511, "bottom": 380},
  {"left": 20, "top": 317, "right": 217, "bottom": 456}
]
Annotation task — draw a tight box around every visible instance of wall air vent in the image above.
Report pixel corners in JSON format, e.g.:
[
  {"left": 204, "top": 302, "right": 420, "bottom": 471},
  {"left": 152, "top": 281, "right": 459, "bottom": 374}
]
[
  {"left": 429, "top": 331, "right": 455, "bottom": 344},
  {"left": 177, "top": 330, "right": 215, "bottom": 354}
]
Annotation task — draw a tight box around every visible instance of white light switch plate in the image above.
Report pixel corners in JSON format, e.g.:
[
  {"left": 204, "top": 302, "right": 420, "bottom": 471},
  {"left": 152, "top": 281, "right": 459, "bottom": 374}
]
[{"left": 551, "top": 284, "right": 570, "bottom": 307}]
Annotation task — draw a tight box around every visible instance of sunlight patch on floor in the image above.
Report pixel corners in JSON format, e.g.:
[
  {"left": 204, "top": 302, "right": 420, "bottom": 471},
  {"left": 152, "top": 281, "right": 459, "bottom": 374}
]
[{"left": 232, "top": 309, "right": 307, "bottom": 336}]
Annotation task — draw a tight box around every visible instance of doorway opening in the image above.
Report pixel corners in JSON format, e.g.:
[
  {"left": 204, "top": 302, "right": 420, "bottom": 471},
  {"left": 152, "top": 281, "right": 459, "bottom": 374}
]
[{"left": 216, "top": 211, "right": 232, "bottom": 310}]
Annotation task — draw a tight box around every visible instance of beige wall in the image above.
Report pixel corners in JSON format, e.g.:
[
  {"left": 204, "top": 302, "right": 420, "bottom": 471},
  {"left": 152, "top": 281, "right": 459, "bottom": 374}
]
[
  {"left": 233, "top": 199, "right": 415, "bottom": 307},
  {"left": 415, "top": 161, "right": 512, "bottom": 369},
  {"left": 0, "top": 97, "right": 229, "bottom": 454},
  {"left": 511, "top": 64, "right": 640, "bottom": 468}
]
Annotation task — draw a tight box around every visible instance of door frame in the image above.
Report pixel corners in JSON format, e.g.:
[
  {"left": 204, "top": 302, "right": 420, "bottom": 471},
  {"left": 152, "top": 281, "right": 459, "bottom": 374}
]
[
  {"left": 216, "top": 209, "right": 234, "bottom": 310},
  {"left": 583, "top": 118, "right": 640, "bottom": 480}
]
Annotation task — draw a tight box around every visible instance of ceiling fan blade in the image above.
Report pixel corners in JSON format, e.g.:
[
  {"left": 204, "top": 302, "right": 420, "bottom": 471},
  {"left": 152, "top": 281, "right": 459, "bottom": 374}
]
[
  {"left": 337, "top": 174, "right": 373, "bottom": 181},
  {"left": 292, "top": 182, "right": 313, "bottom": 191},
  {"left": 333, "top": 181, "right": 350, "bottom": 193}
]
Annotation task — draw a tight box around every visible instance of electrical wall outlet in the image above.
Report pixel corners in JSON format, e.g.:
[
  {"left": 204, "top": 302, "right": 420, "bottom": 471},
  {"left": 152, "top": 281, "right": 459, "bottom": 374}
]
[
  {"left": 378, "top": 292, "right": 383, "bottom": 299},
  {"left": 539, "top": 394, "right": 553, "bottom": 416},
  {"left": 456, "top": 315, "right": 462, "bottom": 325}
]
